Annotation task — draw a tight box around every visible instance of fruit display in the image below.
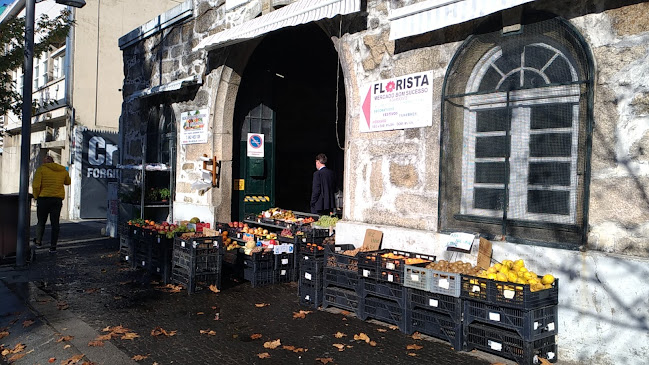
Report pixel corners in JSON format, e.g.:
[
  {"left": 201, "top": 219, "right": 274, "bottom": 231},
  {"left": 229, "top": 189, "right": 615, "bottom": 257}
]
[
  {"left": 424, "top": 260, "right": 482, "bottom": 276},
  {"left": 475, "top": 259, "right": 556, "bottom": 292},
  {"left": 280, "top": 228, "right": 293, "bottom": 238},
  {"left": 261, "top": 207, "right": 296, "bottom": 220},
  {"left": 223, "top": 231, "right": 239, "bottom": 251},
  {"left": 128, "top": 219, "right": 191, "bottom": 238},
  {"left": 313, "top": 215, "right": 339, "bottom": 228}
]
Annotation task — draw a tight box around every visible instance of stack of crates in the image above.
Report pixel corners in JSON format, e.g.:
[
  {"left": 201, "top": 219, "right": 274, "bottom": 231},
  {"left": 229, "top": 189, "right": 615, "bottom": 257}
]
[
  {"left": 298, "top": 242, "right": 327, "bottom": 308},
  {"left": 461, "top": 275, "right": 559, "bottom": 364},
  {"left": 403, "top": 264, "right": 464, "bottom": 350},
  {"left": 149, "top": 233, "right": 174, "bottom": 283},
  {"left": 322, "top": 244, "right": 362, "bottom": 316},
  {"left": 243, "top": 250, "right": 275, "bottom": 287},
  {"left": 119, "top": 224, "right": 133, "bottom": 264},
  {"left": 171, "top": 235, "right": 222, "bottom": 294},
  {"left": 357, "top": 249, "right": 435, "bottom": 333},
  {"left": 273, "top": 244, "right": 297, "bottom": 283}
]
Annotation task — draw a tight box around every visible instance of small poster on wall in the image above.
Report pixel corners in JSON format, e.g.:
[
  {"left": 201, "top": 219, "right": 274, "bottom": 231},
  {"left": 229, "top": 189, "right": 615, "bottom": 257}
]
[{"left": 180, "top": 109, "right": 209, "bottom": 145}]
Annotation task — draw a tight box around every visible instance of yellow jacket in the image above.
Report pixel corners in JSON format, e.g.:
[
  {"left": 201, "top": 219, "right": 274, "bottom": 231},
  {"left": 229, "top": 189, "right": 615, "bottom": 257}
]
[{"left": 32, "top": 163, "right": 71, "bottom": 199}]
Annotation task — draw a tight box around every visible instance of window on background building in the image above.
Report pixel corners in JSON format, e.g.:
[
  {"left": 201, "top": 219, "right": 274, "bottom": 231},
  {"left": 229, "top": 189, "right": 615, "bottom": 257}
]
[
  {"left": 34, "top": 64, "right": 40, "bottom": 89},
  {"left": 53, "top": 54, "right": 64, "bottom": 79},
  {"left": 42, "top": 60, "right": 48, "bottom": 85},
  {"left": 439, "top": 16, "right": 593, "bottom": 246}
]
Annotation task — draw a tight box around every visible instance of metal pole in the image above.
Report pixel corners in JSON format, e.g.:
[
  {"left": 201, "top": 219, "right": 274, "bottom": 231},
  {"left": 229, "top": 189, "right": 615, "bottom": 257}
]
[{"left": 17, "top": 0, "right": 36, "bottom": 267}]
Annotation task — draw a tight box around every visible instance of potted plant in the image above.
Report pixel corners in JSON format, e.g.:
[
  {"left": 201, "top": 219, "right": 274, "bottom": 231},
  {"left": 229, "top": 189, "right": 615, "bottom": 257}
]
[{"left": 159, "top": 188, "right": 171, "bottom": 202}]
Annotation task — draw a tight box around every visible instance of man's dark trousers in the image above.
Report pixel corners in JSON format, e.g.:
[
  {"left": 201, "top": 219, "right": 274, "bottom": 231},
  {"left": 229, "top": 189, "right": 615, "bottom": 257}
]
[{"left": 35, "top": 197, "right": 63, "bottom": 250}]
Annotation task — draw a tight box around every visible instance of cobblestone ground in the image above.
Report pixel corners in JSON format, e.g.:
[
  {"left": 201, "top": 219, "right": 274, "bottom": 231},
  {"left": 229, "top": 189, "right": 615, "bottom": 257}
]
[{"left": 17, "top": 238, "right": 496, "bottom": 365}]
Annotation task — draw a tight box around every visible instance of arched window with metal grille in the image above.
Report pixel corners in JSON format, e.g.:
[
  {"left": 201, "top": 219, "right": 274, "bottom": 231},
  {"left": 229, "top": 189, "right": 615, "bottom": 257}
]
[{"left": 440, "top": 16, "right": 594, "bottom": 247}]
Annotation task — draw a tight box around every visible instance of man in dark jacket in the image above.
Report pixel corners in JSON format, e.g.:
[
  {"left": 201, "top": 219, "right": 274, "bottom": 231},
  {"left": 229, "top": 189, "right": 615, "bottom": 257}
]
[{"left": 310, "top": 153, "right": 336, "bottom": 215}]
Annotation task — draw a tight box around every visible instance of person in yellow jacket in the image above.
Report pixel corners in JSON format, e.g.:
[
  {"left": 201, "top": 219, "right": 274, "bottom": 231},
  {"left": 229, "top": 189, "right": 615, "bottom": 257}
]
[{"left": 32, "top": 155, "right": 71, "bottom": 253}]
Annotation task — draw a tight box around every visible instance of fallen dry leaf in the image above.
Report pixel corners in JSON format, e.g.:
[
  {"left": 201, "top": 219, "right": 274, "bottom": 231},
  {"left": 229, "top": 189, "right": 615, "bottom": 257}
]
[
  {"left": 61, "top": 354, "right": 84, "bottom": 365},
  {"left": 150, "top": 327, "right": 176, "bottom": 337},
  {"left": 81, "top": 362, "right": 97, "bottom": 365},
  {"left": 113, "top": 296, "right": 122, "bottom": 300},
  {"left": 353, "top": 333, "right": 371, "bottom": 343},
  {"left": 57, "top": 302, "right": 69, "bottom": 310},
  {"left": 7, "top": 353, "right": 26, "bottom": 362},
  {"left": 57, "top": 335, "right": 74, "bottom": 342},
  {"left": 408, "top": 352, "right": 418, "bottom": 357},
  {"left": 197, "top": 312, "right": 204, "bottom": 315},
  {"left": 88, "top": 340, "right": 104, "bottom": 347},
  {"left": 263, "top": 339, "right": 281, "bottom": 349},
  {"left": 250, "top": 333, "right": 263, "bottom": 340},
  {"left": 84, "top": 288, "right": 99, "bottom": 294},
  {"left": 333, "top": 343, "right": 345, "bottom": 351},
  {"left": 388, "top": 325, "right": 399, "bottom": 331},
  {"left": 94, "top": 334, "right": 112, "bottom": 341},
  {"left": 155, "top": 284, "right": 183, "bottom": 293},
  {"left": 0, "top": 331, "right": 8, "bottom": 339},
  {"left": 538, "top": 359, "right": 553, "bottom": 365},
  {"left": 1, "top": 349, "right": 9, "bottom": 356},
  {"left": 200, "top": 329, "right": 216, "bottom": 336},
  {"left": 282, "top": 345, "right": 295, "bottom": 351},
  {"left": 340, "top": 310, "right": 351, "bottom": 316},
  {"left": 103, "top": 325, "right": 130, "bottom": 334},
  {"left": 209, "top": 285, "right": 220, "bottom": 293},
  {"left": 48, "top": 358, "right": 56, "bottom": 363},
  {"left": 9, "top": 343, "right": 25, "bottom": 353},
  {"left": 211, "top": 306, "right": 217, "bottom": 310},
  {"left": 411, "top": 332, "right": 423, "bottom": 340},
  {"left": 407, "top": 344, "right": 423, "bottom": 350},
  {"left": 22, "top": 319, "right": 35, "bottom": 328},
  {"left": 334, "top": 332, "right": 346, "bottom": 338},
  {"left": 121, "top": 332, "right": 140, "bottom": 340},
  {"left": 257, "top": 352, "right": 271, "bottom": 359},
  {"left": 255, "top": 303, "right": 270, "bottom": 308},
  {"left": 377, "top": 328, "right": 388, "bottom": 333},
  {"left": 132, "top": 354, "right": 148, "bottom": 361},
  {"left": 316, "top": 358, "right": 333, "bottom": 364},
  {"left": 292, "top": 310, "right": 312, "bottom": 319},
  {"left": 63, "top": 344, "right": 71, "bottom": 349},
  {"left": 369, "top": 340, "right": 377, "bottom": 347}
]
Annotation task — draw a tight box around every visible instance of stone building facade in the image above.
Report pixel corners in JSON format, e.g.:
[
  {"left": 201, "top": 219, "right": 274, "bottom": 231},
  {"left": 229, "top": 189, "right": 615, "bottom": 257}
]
[{"left": 119, "top": 0, "right": 649, "bottom": 363}]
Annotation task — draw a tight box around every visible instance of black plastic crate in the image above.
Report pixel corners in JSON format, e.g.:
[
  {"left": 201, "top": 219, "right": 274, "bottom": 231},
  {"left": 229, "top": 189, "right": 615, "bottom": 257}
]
[
  {"left": 324, "top": 267, "right": 359, "bottom": 291},
  {"left": 275, "top": 267, "right": 296, "bottom": 283},
  {"left": 465, "top": 323, "right": 558, "bottom": 364},
  {"left": 323, "top": 286, "right": 362, "bottom": 314},
  {"left": 171, "top": 265, "right": 221, "bottom": 294},
  {"left": 244, "top": 267, "right": 275, "bottom": 288},
  {"left": 464, "top": 301, "right": 558, "bottom": 341},
  {"left": 461, "top": 275, "right": 559, "bottom": 310},
  {"left": 358, "top": 249, "right": 435, "bottom": 284},
  {"left": 119, "top": 236, "right": 133, "bottom": 264},
  {"left": 150, "top": 235, "right": 174, "bottom": 282},
  {"left": 274, "top": 252, "right": 296, "bottom": 270},
  {"left": 362, "top": 278, "right": 407, "bottom": 307},
  {"left": 408, "top": 288, "right": 462, "bottom": 321},
  {"left": 361, "top": 295, "right": 407, "bottom": 332},
  {"left": 299, "top": 280, "right": 323, "bottom": 308},
  {"left": 407, "top": 308, "right": 463, "bottom": 349},
  {"left": 299, "top": 242, "right": 328, "bottom": 259},
  {"left": 243, "top": 250, "right": 274, "bottom": 270},
  {"left": 172, "top": 245, "right": 222, "bottom": 275},
  {"left": 299, "top": 258, "right": 325, "bottom": 288},
  {"left": 325, "top": 244, "right": 358, "bottom": 272},
  {"left": 174, "top": 235, "right": 222, "bottom": 253}
]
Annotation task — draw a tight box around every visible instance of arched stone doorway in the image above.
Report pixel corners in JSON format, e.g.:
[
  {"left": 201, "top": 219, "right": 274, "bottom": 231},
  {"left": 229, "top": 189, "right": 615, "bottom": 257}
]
[{"left": 230, "top": 23, "right": 346, "bottom": 220}]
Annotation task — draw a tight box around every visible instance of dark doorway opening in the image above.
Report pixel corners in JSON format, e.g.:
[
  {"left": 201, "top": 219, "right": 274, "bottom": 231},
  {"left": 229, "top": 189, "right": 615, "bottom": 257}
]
[{"left": 232, "top": 23, "right": 346, "bottom": 220}]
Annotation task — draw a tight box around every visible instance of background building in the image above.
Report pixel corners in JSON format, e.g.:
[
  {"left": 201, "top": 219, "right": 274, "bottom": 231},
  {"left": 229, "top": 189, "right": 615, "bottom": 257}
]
[{"left": 0, "top": 0, "right": 183, "bottom": 219}]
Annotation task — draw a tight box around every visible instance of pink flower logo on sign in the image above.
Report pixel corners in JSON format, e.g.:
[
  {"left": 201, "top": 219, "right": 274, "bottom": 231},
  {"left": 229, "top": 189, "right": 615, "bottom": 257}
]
[{"left": 386, "top": 81, "right": 396, "bottom": 92}]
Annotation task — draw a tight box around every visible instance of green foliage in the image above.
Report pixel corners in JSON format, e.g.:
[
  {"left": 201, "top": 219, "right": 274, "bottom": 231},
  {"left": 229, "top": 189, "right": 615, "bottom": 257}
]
[{"left": 0, "top": 9, "right": 73, "bottom": 117}]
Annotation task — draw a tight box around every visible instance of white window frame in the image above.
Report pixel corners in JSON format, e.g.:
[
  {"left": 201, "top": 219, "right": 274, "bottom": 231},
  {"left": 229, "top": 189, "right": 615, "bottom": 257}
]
[{"left": 460, "top": 43, "right": 580, "bottom": 224}]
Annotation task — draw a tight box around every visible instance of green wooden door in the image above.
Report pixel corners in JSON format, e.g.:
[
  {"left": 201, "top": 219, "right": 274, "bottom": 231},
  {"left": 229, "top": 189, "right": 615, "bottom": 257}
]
[{"left": 235, "top": 103, "right": 275, "bottom": 220}]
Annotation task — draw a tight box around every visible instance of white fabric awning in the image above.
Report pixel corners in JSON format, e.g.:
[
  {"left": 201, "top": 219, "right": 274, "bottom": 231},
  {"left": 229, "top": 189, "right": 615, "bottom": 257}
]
[
  {"left": 127, "top": 74, "right": 202, "bottom": 101},
  {"left": 388, "top": 0, "right": 534, "bottom": 40},
  {"left": 193, "top": 0, "right": 361, "bottom": 52}
]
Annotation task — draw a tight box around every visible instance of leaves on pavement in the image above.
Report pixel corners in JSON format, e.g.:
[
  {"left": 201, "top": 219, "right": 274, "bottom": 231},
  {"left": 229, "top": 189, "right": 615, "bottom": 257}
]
[
  {"left": 263, "top": 339, "right": 281, "bottom": 349},
  {"left": 150, "top": 327, "right": 176, "bottom": 337},
  {"left": 121, "top": 332, "right": 140, "bottom": 340},
  {"left": 209, "top": 285, "right": 220, "bottom": 293},
  {"left": 257, "top": 352, "right": 270, "bottom": 359},
  {"left": 94, "top": 334, "right": 112, "bottom": 341},
  {"left": 56, "top": 335, "right": 74, "bottom": 342},
  {"left": 63, "top": 345, "right": 71, "bottom": 349},
  {"left": 282, "top": 345, "right": 305, "bottom": 353},
  {"left": 353, "top": 332, "right": 370, "bottom": 343},
  {"left": 339, "top": 310, "right": 351, "bottom": 316},
  {"left": 292, "top": 310, "right": 312, "bottom": 319},
  {"left": 0, "top": 331, "right": 8, "bottom": 339},
  {"left": 200, "top": 329, "right": 216, "bottom": 336},
  {"left": 88, "top": 340, "right": 104, "bottom": 347},
  {"left": 155, "top": 284, "right": 183, "bottom": 293},
  {"left": 48, "top": 358, "right": 56, "bottom": 363},
  {"left": 406, "top": 344, "right": 423, "bottom": 350},
  {"left": 57, "top": 302, "right": 69, "bottom": 310},
  {"left": 316, "top": 358, "right": 333, "bottom": 364},
  {"left": 411, "top": 332, "right": 422, "bottom": 340},
  {"left": 334, "top": 332, "right": 346, "bottom": 338},
  {"left": 84, "top": 288, "right": 99, "bottom": 294},
  {"left": 332, "top": 343, "right": 345, "bottom": 351},
  {"left": 61, "top": 354, "right": 84, "bottom": 365},
  {"left": 7, "top": 353, "right": 25, "bottom": 362},
  {"left": 132, "top": 354, "right": 148, "bottom": 361},
  {"left": 376, "top": 328, "right": 387, "bottom": 333},
  {"left": 250, "top": 333, "right": 263, "bottom": 340},
  {"left": 22, "top": 319, "right": 35, "bottom": 328},
  {"left": 408, "top": 353, "right": 418, "bottom": 357},
  {"left": 255, "top": 303, "right": 270, "bottom": 308},
  {"left": 388, "top": 325, "right": 399, "bottom": 331}
]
